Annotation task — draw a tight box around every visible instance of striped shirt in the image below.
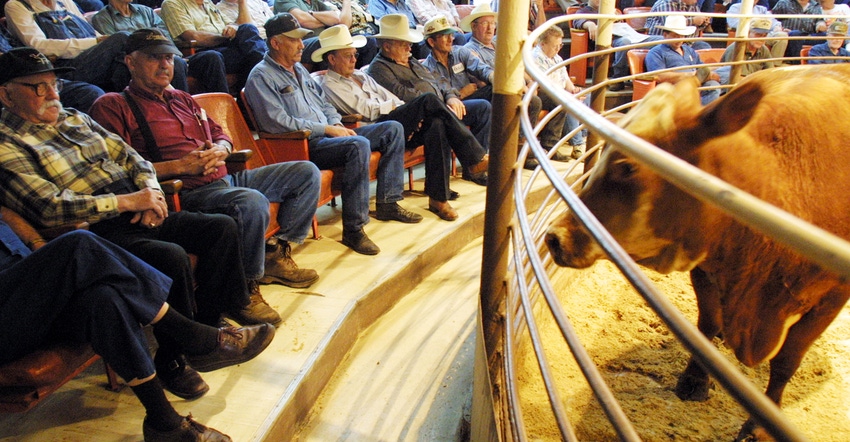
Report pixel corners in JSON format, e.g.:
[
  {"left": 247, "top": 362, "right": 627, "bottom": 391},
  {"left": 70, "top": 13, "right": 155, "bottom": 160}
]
[{"left": 772, "top": 0, "right": 824, "bottom": 34}]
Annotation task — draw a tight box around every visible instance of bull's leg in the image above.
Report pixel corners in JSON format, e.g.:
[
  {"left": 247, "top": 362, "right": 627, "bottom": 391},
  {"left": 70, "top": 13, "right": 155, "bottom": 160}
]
[
  {"left": 675, "top": 267, "right": 723, "bottom": 401},
  {"left": 735, "top": 285, "right": 850, "bottom": 441}
]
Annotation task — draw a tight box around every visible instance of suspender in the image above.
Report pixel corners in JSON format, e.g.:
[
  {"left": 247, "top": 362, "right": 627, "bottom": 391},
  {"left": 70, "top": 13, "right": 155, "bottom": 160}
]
[{"left": 121, "top": 91, "right": 163, "bottom": 163}]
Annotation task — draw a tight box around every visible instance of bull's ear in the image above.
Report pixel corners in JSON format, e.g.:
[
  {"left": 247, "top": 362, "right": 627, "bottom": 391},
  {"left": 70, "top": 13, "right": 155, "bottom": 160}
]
[{"left": 696, "top": 81, "right": 764, "bottom": 138}]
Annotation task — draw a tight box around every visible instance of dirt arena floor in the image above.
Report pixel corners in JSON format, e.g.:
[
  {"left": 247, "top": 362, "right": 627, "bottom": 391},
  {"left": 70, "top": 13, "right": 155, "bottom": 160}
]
[{"left": 518, "top": 260, "right": 850, "bottom": 441}]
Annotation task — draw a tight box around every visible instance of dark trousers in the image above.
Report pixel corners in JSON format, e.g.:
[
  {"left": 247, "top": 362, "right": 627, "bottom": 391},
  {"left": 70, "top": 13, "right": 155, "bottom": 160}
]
[
  {"left": 379, "top": 93, "right": 487, "bottom": 201},
  {"left": 208, "top": 24, "right": 266, "bottom": 89},
  {"left": 0, "top": 231, "right": 170, "bottom": 382},
  {"left": 89, "top": 211, "right": 248, "bottom": 327}
]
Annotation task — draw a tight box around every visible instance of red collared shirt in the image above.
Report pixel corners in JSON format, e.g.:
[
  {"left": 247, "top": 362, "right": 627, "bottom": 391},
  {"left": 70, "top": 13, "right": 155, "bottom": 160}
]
[{"left": 90, "top": 82, "right": 232, "bottom": 190}]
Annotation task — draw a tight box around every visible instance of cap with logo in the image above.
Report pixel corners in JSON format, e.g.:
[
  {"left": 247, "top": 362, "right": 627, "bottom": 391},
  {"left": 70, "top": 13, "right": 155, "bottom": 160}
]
[
  {"left": 125, "top": 28, "right": 182, "bottom": 56},
  {"left": 0, "top": 47, "right": 74, "bottom": 85}
]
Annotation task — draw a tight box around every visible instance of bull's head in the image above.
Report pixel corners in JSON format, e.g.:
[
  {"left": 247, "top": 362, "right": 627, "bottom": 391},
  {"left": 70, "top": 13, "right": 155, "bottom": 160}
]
[{"left": 546, "top": 77, "right": 764, "bottom": 274}]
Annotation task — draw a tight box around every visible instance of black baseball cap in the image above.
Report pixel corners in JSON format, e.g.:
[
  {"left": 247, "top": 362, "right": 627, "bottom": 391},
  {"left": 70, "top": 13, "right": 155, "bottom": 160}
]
[
  {"left": 125, "top": 28, "right": 182, "bottom": 56},
  {"left": 0, "top": 47, "right": 74, "bottom": 85},
  {"left": 265, "top": 13, "right": 313, "bottom": 39}
]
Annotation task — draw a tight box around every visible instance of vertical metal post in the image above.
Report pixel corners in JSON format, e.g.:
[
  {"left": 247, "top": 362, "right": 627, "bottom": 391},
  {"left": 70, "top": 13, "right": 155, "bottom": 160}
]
[
  {"left": 586, "top": 0, "right": 616, "bottom": 169},
  {"left": 473, "top": 0, "right": 529, "bottom": 439},
  {"left": 729, "top": 0, "right": 755, "bottom": 83}
]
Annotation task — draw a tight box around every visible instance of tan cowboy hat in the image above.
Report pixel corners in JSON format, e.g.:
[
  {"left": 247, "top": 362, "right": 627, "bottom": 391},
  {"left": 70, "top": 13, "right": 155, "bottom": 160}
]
[
  {"left": 374, "top": 14, "right": 423, "bottom": 43},
  {"left": 423, "top": 16, "right": 460, "bottom": 38},
  {"left": 460, "top": 2, "right": 496, "bottom": 32},
  {"left": 655, "top": 15, "right": 696, "bottom": 36},
  {"left": 312, "top": 25, "right": 367, "bottom": 62}
]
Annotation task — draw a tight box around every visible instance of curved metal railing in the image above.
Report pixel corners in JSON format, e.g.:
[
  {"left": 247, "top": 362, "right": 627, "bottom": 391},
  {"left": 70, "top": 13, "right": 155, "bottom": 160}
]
[{"left": 497, "top": 11, "right": 850, "bottom": 442}]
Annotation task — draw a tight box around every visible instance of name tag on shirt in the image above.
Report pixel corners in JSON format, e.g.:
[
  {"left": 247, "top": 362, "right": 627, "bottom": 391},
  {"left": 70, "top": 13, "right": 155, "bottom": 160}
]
[{"left": 452, "top": 63, "right": 465, "bottom": 74}]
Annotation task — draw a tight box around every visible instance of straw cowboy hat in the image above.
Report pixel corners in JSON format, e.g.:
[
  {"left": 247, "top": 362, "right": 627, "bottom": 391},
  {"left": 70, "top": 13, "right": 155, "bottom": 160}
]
[
  {"left": 423, "top": 16, "right": 460, "bottom": 38},
  {"left": 373, "top": 14, "right": 423, "bottom": 43},
  {"left": 312, "top": 25, "right": 367, "bottom": 62},
  {"left": 460, "top": 2, "right": 496, "bottom": 32},
  {"left": 655, "top": 15, "right": 696, "bottom": 36}
]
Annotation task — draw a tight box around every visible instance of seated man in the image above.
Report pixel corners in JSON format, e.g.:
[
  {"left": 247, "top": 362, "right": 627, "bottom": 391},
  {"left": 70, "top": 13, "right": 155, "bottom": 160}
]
[
  {"left": 367, "top": 14, "right": 492, "bottom": 170},
  {"left": 645, "top": 16, "right": 721, "bottom": 106},
  {"left": 644, "top": 0, "right": 712, "bottom": 50},
  {"left": 0, "top": 206, "right": 274, "bottom": 441},
  {"left": 808, "top": 20, "right": 850, "bottom": 64},
  {"left": 4, "top": 0, "right": 131, "bottom": 92},
  {"left": 91, "top": 0, "right": 230, "bottom": 93},
  {"left": 0, "top": 22, "right": 104, "bottom": 111},
  {"left": 422, "top": 16, "right": 494, "bottom": 102},
  {"left": 772, "top": 0, "right": 827, "bottom": 61},
  {"left": 0, "top": 47, "right": 274, "bottom": 400},
  {"left": 245, "top": 13, "right": 422, "bottom": 256},
  {"left": 725, "top": 2, "right": 789, "bottom": 63},
  {"left": 315, "top": 25, "right": 490, "bottom": 221},
  {"left": 717, "top": 18, "right": 777, "bottom": 83},
  {"left": 160, "top": 0, "right": 267, "bottom": 89},
  {"left": 572, "top": 0, "right": 664, "bottom": 88},
  {"left": 90, "top": 30, "right": 321, "bottom": 299}
]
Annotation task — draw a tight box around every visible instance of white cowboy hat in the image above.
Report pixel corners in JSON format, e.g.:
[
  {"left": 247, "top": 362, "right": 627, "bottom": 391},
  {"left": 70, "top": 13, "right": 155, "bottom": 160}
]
[
  {"left": 655, "top": 15, "right": 696, "bottom": 36},
  {"left": 460, "top": 2, "right": 496, "bottom": 32},
  {"left": 312, "top": 25, "right": 367, "bottom": 62},
  {"left": 423, "top": 15, "right": 460, "bottom": 38},
  {"left": 373, "top": 14, "right": 423, "bottom": 43}
]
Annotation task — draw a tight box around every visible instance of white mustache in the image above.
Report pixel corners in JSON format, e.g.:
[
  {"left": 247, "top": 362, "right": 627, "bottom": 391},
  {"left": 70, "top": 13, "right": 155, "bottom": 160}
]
[{"left": 38, "top": 100, "right": 62, "bottom": 115}]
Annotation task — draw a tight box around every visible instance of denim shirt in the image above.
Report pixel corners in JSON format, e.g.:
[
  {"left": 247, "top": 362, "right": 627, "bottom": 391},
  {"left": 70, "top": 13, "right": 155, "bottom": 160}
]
[
  {"left": 244, "top": 54, "right": 342, "bottom": 138},
  {"left": 422, "top": 45, "right": 494, "bottom": 92},
  {"left": 0, "top": 218, "right": 30, "bottom": 271}
]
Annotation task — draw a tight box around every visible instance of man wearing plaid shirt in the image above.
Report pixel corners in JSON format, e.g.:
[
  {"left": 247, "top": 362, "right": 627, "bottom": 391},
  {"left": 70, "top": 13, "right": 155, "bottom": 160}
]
[
  {"left": 645, "top": 0, "right": 712, "bottom": 50},
  {"left": 0, "top": 47, "right": 275, "bottom": 401}
]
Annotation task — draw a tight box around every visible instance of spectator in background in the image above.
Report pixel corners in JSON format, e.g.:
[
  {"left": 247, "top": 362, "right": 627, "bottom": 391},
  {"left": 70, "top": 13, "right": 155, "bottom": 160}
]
[
  {"left": 645, "top": 15, "right": 721, "bottom": 105},
  {"left": 772, "top": 0, "right": 827, "bottom": 61},
  {"left": 725, "top": 2, "right": 789, "bottom": 63},
  {"left": 368, "top": 14, "right": 493, "bottom": 164},
  {"left": 532, "top": 26, "right": 589, "bottom": 161},
  {"left": 461, "top": 1, "right": 497, "bottom": 67},
  {"left": 315, "top": 25, "right": 490, "bottom": 221},
  {"left": 644, "top": 0, "right": 712, "bottom": 50},
  {"left": 91, "top": 0, "right": 230, "bottom": 93},
  {"left": 160, "top": 0, "right": 266, "bottom": 90},
  {"left": 245, "top": 13, "right": 423, "bottom": 256},
  {"left": 4, "top": 0, "right": 131, "bottom": 92},
  {"left": 0, "top": 24, "right": 104, "bottom": 111},
  {"left": 717, "top": 18, "right": 776, "bottom": 83},
  {"left": 808, "top": 20, "right": 850, "bottom": 63}
]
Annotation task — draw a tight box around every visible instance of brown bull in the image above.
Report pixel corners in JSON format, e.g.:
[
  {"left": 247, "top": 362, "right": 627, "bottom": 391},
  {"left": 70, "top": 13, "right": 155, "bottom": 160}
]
[{"left": 545, "top": 65, "right": 850, "bottom": 440}]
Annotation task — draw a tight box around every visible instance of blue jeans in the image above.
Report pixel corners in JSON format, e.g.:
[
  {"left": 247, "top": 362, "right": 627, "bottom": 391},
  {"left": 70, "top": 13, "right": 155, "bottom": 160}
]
[
  {"left": 308, "top": 121, "right": 406, "bottom": 232},
  {"left": 209, "top": 24, "right": 266, "bottom": 85},
  {"left": 56, "top": 31, "right": 129, "bottom": 91},
  {"left": 58, "top": 79, "right": 104, "bottom": 113},
  {"left": 539, "top": 92, "right": 590, "bottom": 148},
  {"left": 0, "top": 230, "right": 169, "bottom": 382},
  {"left": 186, "top": 51, "right": 230, "bottom": 93},
  {"left": 460, "top": 98, "right": 492, "bottom": 151},
  {"left": 177, "top": 161, "right": 321, "bottom": 280},
  {"left": 700, "top": 80, "right": 721, "bottom": 106}
]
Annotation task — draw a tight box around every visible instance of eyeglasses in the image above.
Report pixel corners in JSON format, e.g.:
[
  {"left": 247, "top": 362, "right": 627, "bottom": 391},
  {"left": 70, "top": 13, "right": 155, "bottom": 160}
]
[{"left": 10, "top": 79, "right": 63, "bottom": 97}]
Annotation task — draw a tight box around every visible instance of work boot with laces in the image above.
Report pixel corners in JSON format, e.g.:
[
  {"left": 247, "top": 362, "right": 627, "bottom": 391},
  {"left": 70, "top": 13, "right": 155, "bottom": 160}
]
[
  {"left": 259, "top": 240, "right": 319, "bottom": 288},
  {"left": 228, "top": 281, "right": 282, "bottom": 326}
]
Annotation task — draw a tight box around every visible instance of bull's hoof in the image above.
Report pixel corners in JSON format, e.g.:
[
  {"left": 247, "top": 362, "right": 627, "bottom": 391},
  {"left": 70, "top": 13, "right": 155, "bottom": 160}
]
[
  {"left": 735, "top": 420, "right": 773, "bottom": 441},
  {"left": 674, "top": 374, "right": 712, "bottom": 401}
]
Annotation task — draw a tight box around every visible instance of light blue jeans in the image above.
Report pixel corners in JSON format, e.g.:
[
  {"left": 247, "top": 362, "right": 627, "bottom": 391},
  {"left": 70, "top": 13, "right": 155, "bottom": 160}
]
[{"left": 179, "top": 161, "right": 321, "bottom": 280}]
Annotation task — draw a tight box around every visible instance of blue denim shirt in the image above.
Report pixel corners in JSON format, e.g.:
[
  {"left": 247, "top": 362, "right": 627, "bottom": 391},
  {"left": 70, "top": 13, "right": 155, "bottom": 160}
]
[
  {"left": 244, "top": 54, "right": 342, "bottom": 138},
  {"left": 0, "top": 218, "right": 30, "bottom": 271},
  {"left": 367, "top": 0, "right": 417, "bottom": 25},
  {"left": 423, "top": 45, "right": 494, "bottom": 92},
  {"left": 808, "top": 43, "right": 850, "bottom": 64},
  {"left": 646, "top": 43, "right": 702, "bottom": 74}
]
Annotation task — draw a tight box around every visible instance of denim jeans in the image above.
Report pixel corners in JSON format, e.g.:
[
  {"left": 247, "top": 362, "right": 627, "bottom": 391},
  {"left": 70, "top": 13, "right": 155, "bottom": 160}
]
[
  {"left": 460, "top": 98, "right": 492, "bottom": 151},
  {"left": 309, "top": 121, "right": 406, "bottom": 232},
  {"left": 56, "top": 31, "right": 129, "bottom": 91},
  {"left": 59, "top": 79, "right": 104, "bottom": 113},
  {"left": 539, "top": 92, "right": 590, "bottom": 148},
  {"left": 177, "top": 161, "right": 320, "bottom": 280},
  {"left": 0, "top": 230, "right": 169, "bottom": 381},
  {"left": 210, "top": 24, "right": 266, "bottom": 87},
  {"left": 187, "top": 50, "right": 230, "bottom": 93}
]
